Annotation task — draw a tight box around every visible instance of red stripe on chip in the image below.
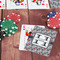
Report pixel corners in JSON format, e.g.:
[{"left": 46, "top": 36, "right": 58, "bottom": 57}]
[
  {"left": 47, "top": 13, "right": 60, "bottom": 29},
  {"left": 3, "top": 13, "right": 21, "bottom": 24}
]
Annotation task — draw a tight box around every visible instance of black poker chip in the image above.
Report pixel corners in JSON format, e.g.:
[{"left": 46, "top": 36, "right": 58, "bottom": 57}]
[
  {"left": 0, "top": 30, "right": 6, "bottom": 40},
  {"left": 0, "top": 20, "right": 2, "bottom": 29}
]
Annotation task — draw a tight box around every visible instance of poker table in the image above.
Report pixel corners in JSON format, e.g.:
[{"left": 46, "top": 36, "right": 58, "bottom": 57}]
[
  {"left": 0, "top": 8, "right": 60, "bottom": 60},
  {"left": 0, "top": 0, "right": 60, "bottom": 59}
]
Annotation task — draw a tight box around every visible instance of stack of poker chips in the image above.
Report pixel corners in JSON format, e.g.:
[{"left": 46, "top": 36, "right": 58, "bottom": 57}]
[
  {"left": 0, "top": 13, "right": 21, "bottom": 40},
  {"left": 10, "top": 0, "right": 24, "bottom": 6}
]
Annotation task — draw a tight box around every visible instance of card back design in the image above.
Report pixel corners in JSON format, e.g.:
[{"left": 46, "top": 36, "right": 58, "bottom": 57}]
[
  {"left": 49, "top": 0, "right": 60, "bottom": 8},
  {"left": 25, "top": 26, "right": 57, "bottom": 57}
]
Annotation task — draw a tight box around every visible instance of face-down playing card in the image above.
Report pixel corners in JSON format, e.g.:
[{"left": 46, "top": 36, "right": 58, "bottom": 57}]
[
  {"left": 28, "top": 0, "right": 50, "bottom": 9},
  {"left": 7, "top": 0, "right": 27, "bottom": 9},
  {"left": 49, "top": 0, "right": 60, "bottom": 8},
  {"left": 0, "top": 0, "right": 5, "bottom": 9},
  {"left": 19, "top": 24, "right": 45, "bottom": 51},
  {"left": 25, "top": 26, "right": 57, "bottom": 57}
]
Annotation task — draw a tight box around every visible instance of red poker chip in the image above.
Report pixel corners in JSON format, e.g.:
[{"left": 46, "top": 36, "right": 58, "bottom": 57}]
[
  {"left": 47, "top": 13, "right": 60, "bottom": 29},
  {"left": 3, "top": 13, "right": 21, "bottom": 24}
]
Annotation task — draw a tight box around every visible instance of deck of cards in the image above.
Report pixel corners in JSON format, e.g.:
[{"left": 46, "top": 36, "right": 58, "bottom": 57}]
[
  {"left": 19, "top": 24, "right": 57, "bottom": 57},
  {"left": 0, "top": 0, "right": 50, "bottom": 9},
  {"left": 7, "top": 0, "right": 50, "bottom": 9}
]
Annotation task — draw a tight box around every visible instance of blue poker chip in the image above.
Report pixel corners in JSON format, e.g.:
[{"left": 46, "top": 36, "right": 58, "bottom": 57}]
[
  {"left": 0, "top": 20, "right": 2, "bottom": 24},
  {"left": 47, "top": 12, "right": 57, "bottom": 19},
  {"left": 0, "top": 20, "right": 2, "bottom": 28}
]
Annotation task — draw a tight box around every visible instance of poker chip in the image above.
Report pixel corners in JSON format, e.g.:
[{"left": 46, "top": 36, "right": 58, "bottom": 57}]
[
  {"left": 3, "top": 13, "right": 21, "bottom": 24},
  {"left": 0, "top": 20, "right": 2, "bottom": 29},
  {"left": 47, "top": 12, "right": 57, "bottom": 19},
  {"left": 0, "top": 20, "right": 2, "bottom": 24},
  {"left": 1, "top": 19, "right": 18, "bottom": 36},
  {"left": 0, "top": 30, "right": 6, "bottom": 40},
  {"left": 47, "top": 13, "right": 60, "bottom": 29}
]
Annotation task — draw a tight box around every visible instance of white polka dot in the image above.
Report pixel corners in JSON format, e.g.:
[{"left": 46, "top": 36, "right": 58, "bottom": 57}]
[
  {"left": 56, "top": 12, "right": 58, "bottom": 14},
  {"left": 48, "top": 24, "right": 50, "bottom": 27},
  {"left": 5, "top": 28, "right": 8, "bottom": 30},
  {"left": 12, "top": 27, "right": 14, "bottom": 29},
  {"left": 59, "top": 18, "right": 60, "bottom": 20},
  {"left": 14, "top": 22, "right": 15, "bottom": 24},
  {"left": 15, "top": 26, "right": 18, "bottom": 29},
  {"left": 1, "top": 30, "right": 5, "bottom": 31},
  {"left": 3, "top": 18, "right": 5, "bottom": 19},
  {"left": 19, "top": 19, "right": 21, "bottom": 21},
  {"left": 53, "top": 27, "right": 56, "bottom": 29},
  {"left": 3, "top": 21, "right": 4, "bottom": 22},
  {"left": 9, "top": 34, "right": 11, "bottom": 36},
  {"left": 47, "top": 15, "right": 49, "bottom": 18},
  {"left": 55, "top": 15, "right": 56, "bottom": 16},
  {"left": 12, "top": 13, "right": 14, "bottom": 15},
  {"left": 0, "top": 38, "right": 1, "bottom": 40},
  {"left": 10, "top": 30, "right": 12, "bottom": 32},
  {"left": 48, "top": 19, "right": 50, "bottom": 21},
  {"left": 3, "top": 34, "right": 5, "bottom": 36},
  {"left": 7, "top": 15, "right": 9, "bottom": 17},
  {"left": 1, "top": 25, "right": 3, "bottom": 27},
  {"left": 0, "top": 20, "right": 1, "bottom": 21},
  {"left": 12, "top": 32, "right": 15, "bottom": 34},
  {"left": 18, "top": 15, "right": 20, "bottom": 16},
  {"left": 9, "top": 19, "right": 11, "bottom": 20},
  {"left": 53, "top": 17, "right": 55, "bottom": 18},
  {"left": 50, "top": 12, "right": 52, "bottom": 14}
]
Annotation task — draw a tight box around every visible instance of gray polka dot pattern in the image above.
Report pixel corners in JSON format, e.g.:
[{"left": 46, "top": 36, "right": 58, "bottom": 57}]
[
  {"left": 25, "top": 26, "right": 57, "bottom": 57},
  {"left": 49, "top": 0, "right": 60, "bottom": 8}
]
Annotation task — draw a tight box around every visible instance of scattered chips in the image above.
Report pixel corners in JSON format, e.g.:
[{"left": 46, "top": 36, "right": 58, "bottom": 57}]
[
  {"left": 3, "top": 13, "right": 21, "bottom": 24},
  {"left": 47, "top": 12, "right": 57, "bottom": 19},
  {"left": 1, "top": 19, "right": 18, "bottom": 36},
  {"left": 47, "top": 13, "right": 60, "bottom": 29},
  {"left": 0, "top": 30, "right": 6, "bottom": 40}
]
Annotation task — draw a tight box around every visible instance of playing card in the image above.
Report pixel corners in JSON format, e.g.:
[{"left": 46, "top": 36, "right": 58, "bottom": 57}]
[
  {"left": 49, "top": 0, "right": 60, "bottom": 8},
  {"left": 7, "top": 0, "right": 27, "bottom": 9},
  {"left": 0, "top": 0, "right": 5, "bottom": 9},
  {"left": 19, "top": 24, "right": 45, "bottom": 51},
  {"left": 25, "top": 26, "right": 57, "bottom": 57},
  {"left": 28, "top": 0, "right": 50, "bottom": 9}
]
